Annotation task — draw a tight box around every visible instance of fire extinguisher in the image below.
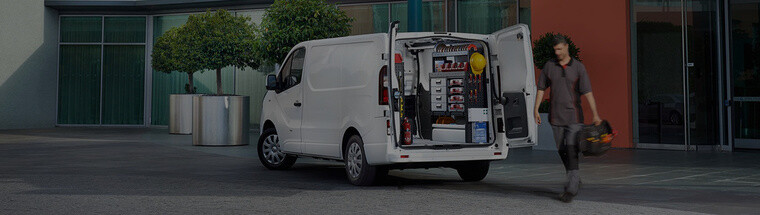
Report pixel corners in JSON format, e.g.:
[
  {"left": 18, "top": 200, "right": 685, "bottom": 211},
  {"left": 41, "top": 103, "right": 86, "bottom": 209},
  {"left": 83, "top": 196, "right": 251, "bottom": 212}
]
[{"left": 403, "top": 118, "right": 412, "bottom": 145}]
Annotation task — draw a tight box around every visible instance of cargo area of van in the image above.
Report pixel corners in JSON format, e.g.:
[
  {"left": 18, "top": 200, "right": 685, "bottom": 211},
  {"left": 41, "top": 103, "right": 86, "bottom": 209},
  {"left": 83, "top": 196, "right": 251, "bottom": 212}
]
[{"left": 391, "top": 38, "right": 497, "bottom": 148}]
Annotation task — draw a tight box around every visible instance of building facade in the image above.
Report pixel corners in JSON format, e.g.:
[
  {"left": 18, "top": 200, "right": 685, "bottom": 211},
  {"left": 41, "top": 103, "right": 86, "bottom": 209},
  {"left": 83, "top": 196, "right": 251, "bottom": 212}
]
[{"left": 0, "top": 0, "right": 757, "bottom": 151}]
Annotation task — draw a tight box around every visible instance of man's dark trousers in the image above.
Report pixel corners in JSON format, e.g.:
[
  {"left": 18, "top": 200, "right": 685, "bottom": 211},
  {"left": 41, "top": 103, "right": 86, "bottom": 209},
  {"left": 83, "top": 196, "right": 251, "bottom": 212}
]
[{"left": 552, "top": 124, "right": 583, "bottom": 171}]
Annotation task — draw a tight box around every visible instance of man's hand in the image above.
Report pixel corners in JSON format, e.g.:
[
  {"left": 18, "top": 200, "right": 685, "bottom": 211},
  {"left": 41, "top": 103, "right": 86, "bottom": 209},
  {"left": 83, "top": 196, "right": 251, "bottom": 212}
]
[
  {"left": 534, "top": 90, "right": 545, "bottom": 125},
  {"left": 593, "top": 115, "right": 602, "bottom": 126}
]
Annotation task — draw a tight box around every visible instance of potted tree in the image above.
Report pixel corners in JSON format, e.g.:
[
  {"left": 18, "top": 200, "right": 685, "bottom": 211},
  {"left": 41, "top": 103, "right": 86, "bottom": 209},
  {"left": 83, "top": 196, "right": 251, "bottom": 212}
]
[
  {"left": 185, "top": 10, "right": 260, "bottom": 146},
  {"left": 531, "top": 32, "right": 581, "bottom": 150},
  {"left": 152, "top": 26, "right": 202, "bottom": 135},
  {"left": 256, "top": 0, "right": 353, "bottom": 65}
]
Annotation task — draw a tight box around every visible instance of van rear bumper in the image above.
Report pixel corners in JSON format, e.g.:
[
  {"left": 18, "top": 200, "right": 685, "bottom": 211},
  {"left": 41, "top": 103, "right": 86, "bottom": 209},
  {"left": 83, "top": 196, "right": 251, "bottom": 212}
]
[{"left": 363, "top": 139, "right": 509, "bottom": 165}]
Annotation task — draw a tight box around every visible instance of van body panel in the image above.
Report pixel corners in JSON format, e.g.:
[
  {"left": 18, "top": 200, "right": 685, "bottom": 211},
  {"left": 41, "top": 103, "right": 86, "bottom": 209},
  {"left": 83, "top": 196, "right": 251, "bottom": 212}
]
[
  {"left": 490, "top": 24, "right": 538, "bottom": 148},
  {"left": 260, "top": 25, "right": 536, "bottom": 166},
  {"left": 262, "top": 46, "right": 307, "bottom": 154},
  {"left": 301, "top": 35, "right": 388, "bottom": 159}
]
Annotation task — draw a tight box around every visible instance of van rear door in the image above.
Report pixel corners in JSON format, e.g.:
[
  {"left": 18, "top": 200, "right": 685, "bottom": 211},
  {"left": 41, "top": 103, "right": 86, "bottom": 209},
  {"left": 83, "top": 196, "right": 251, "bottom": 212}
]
[
  {"left": 490, "top": 24, "right": 538, "bottom": 148},
  {"left": 387, "top": 21, "right": 401, "bottom": 147}
]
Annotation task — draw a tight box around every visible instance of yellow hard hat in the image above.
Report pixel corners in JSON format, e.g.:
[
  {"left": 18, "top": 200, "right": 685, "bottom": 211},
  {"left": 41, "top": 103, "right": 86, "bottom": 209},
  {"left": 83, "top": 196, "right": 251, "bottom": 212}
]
[{"left": 470, "top": 52, "right": 486, "bottom": 75}]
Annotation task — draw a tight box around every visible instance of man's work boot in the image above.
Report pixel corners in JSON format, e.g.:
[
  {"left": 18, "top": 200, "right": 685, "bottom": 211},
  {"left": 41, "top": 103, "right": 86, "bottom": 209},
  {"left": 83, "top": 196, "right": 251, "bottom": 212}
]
[{"left": 560, "top": 170, "right": 581, "bottom": 203}]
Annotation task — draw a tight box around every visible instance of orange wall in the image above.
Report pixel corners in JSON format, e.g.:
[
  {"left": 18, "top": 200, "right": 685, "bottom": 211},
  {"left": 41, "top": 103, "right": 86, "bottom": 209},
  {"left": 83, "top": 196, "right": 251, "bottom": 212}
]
[{"left": 531, "top": 0, "right": 633, "bottom": 148}]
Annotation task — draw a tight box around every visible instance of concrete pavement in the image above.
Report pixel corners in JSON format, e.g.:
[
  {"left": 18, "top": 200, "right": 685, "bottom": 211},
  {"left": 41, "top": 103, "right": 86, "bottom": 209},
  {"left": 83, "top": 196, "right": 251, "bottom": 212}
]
[{"left": 0, "top": 128, "right": 758, "bottom": 214}]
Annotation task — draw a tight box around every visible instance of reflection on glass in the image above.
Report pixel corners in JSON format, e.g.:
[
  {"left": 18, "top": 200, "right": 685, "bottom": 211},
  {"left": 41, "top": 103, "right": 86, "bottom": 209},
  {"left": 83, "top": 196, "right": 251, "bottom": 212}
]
[
  {"left": 60, "top": 17, "right": 102, "bottom": 43},
  {"left": 730, "top": 1, "right": 760, "bottom": 140},
  {"left": 519, "top": 0, "right": 531, "bottom": 29},
  {"left": 685, "top": 0, "right": 719, "bottom": 145},
  {"left": 150, "top": 15, "right": 233, "bottom": 125},
  {"left": 457, "top": 0, "right": 517, "bottom": 34},
  {"left": 104, "top": 17, "right": 146, "bottom": 43},
  {"left": 339, "top": 4, "right": 389, "bottom": 35},
  {"left": 633, "top": 0, "right": 685, "bottom": 144},
  {"left": 391, "top": 1, "right": 446, "bottom": 32}
]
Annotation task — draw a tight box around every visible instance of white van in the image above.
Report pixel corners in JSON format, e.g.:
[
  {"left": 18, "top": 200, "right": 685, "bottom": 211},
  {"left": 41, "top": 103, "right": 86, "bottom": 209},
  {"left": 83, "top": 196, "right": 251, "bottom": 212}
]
[{"left": 259, "top": 23, "right": 537, "bottom": 186}]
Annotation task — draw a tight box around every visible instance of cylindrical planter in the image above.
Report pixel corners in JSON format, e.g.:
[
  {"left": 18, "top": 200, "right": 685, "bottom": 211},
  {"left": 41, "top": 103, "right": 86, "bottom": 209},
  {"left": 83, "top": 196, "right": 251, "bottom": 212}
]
[
  {"left": 533, "top": 113, "right": 557, "bottom": 151},
  {"left": 169, "top": 94, "right": 201, "bottom": 134},
  {"left": 193, "top": 95, "right": 250, "bottom": 146}
]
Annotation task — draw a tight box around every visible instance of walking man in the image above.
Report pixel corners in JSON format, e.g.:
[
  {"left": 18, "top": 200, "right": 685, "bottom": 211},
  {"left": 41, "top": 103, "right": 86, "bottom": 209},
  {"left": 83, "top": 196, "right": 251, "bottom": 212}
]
[{"left": 534, "top": 35, "right": 602, "bottom": 202}]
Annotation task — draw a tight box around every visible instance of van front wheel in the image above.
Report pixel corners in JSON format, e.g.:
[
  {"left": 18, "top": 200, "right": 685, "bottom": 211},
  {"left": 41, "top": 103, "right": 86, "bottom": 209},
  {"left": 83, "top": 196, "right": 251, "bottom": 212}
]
[
  {"left": 456, "top": 161, "right": 490, "bottom": 182},
  {"left": 257, "top": 128, "right": 297, "bottom": 170},
  {"left": 344, "top": 135, "right": 386, "bottom": 186}
]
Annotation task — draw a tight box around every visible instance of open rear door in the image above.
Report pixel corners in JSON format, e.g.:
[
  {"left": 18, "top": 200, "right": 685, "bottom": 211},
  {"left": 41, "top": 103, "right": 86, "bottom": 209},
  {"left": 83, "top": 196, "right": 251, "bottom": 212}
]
[
  {"left": 387, "top": 21, "right": 401, "bottom": 146},
  {"left": 490, "top": 24, "right": 537, "bottom": 148}
]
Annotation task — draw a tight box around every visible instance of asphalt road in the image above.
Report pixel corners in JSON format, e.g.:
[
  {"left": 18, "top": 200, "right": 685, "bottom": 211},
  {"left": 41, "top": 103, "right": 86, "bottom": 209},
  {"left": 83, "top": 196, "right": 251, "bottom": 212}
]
[{"left": 1, "top": 128, "right": 758, "bottom": 214}]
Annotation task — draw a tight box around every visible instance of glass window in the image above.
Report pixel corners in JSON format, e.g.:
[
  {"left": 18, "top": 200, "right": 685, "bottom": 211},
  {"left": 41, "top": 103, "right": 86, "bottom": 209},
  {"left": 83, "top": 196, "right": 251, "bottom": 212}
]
[
  {"left": 104, "top": 17, "right": 146, "bottom": 43},
  {"left": 58, "top": 45, "right": 102, "bottom": 124},
  {"left": 518, "top": 0, "right": 530, "bottom": 28},
  {"left": 340, "top": 4, "right": 390, "bottom": 35},
  {"left": 457, "top": 0, "right": 517, "bottom": 34},
  {"left": 278, "top": 48, "right": 306, "bottom": 91},
  {"left": 236, "top": 10, "right": 266, "bottom": 25},
  {"left": 729, "top": 1, "right": 760, "bottom": 141},
  {"left": 102, "top": 45, "right": 145, "bottom": 124},
  {"left": 60, "top": 17, "right": 102, "bottom": 43},
  {"left": 391, "top": 1, "right": 446, "bottom": 32}
]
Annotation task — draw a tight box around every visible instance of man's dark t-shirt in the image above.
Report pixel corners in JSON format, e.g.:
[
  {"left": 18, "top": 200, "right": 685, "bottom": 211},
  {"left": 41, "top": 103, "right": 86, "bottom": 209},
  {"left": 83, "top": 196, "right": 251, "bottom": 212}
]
[{"left": 537, "top": 58, "right": 592, "bottom": 126}]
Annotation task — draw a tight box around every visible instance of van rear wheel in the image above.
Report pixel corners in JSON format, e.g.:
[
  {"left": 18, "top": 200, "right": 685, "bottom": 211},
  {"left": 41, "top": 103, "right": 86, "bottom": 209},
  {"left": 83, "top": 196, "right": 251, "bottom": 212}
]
[
  {"left": 456, "top": 161, "right": 490, "bottom": 182},
  {"left": 344, "top": 135, "right": 386, "bottom": 186},
  {"left": 258, "top": 128, "right": 297, "bottom": 170}
]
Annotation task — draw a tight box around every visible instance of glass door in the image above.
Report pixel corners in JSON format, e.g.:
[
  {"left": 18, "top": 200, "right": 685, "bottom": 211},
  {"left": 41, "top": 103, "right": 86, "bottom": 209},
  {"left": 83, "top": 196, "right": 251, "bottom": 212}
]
[
  {"left": 633, "top": 0, "right": 687, "bottom": 148},
  {"left": 685, "top": 0, "right": 720, "bottom": 146},
  {"left": 632, "top": 0, "right": 720, "bottom": 149},
  {"left": 729, "top": 0, "right": 760, "bottom": 149}
]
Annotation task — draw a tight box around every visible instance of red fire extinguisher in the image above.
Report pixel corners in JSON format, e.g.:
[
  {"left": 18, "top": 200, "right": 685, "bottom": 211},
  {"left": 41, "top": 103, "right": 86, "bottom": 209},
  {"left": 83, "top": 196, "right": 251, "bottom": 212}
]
[{"left": 403, "top": 118, "right": 412, "bottom": 145}]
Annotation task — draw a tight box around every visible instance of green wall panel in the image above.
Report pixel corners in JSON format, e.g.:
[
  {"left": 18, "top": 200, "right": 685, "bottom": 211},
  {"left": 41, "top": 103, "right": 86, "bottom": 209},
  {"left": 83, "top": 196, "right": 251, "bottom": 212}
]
[
  {"left": 457, "top": 0, "right": 518, "bottom": 34},
  {"left": 390, "top": 1, "right": 445, "bottom": 32},
  {"left": 236, "top": 64, "right": 275, "bottom": 127},
  {"left": 102, "top": 45, "right": 145, "bottom": 124},
  {"left": 58, "top": 45, "right": 101, "bottom": 124},
  {"left": 150, "top": 15, "right": 234, "bottom": 125},
  {"left": 104, "top": 17, "right": 146, "bottom": 43},
  {"left": 60, "top": 17, "right": 102, "bottom": 43}
]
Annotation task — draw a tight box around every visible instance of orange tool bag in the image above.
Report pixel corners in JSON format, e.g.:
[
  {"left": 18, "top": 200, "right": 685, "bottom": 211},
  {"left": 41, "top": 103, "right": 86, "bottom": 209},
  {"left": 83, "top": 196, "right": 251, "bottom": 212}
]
[{"left": 577, "top": 120, "right": 617, "bottom": 157}]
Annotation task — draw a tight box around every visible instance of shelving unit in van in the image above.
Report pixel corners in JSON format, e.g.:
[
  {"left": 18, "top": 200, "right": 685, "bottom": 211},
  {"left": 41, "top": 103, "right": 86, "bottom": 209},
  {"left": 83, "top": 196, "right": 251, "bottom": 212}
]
[{"left": 429, "top": 42, "right": 489, "bottom": 144}]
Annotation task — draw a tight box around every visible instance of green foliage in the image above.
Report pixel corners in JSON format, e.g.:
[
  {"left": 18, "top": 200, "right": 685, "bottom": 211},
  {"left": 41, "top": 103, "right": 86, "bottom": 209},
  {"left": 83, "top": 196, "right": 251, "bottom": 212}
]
[
  {"left": 532, "top": 32, "right": 581, "bottom": 70},
  {"left": 151, "top": 26, "right": 203, "bottom": 93},
  {"left": 183, "top": 9, "right": 260, "bottom": 95},
  {"left": 257, "top": 0, "right": 353, "bottom": 65},
  {"left": 185, "top": 10, "right": 260, "bottom": 71}
]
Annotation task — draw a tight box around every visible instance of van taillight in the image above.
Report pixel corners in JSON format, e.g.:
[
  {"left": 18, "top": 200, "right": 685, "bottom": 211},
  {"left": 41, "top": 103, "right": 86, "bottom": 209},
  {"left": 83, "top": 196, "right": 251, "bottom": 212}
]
[{"left": 379, "top": 66, "right": 388, "bottom": 105}]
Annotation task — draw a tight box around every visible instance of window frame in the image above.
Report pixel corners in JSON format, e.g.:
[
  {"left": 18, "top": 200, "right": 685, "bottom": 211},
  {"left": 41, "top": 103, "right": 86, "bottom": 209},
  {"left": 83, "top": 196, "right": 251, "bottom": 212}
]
[{"left": 276, "top": 47, "right": 306, "bottom": 93}]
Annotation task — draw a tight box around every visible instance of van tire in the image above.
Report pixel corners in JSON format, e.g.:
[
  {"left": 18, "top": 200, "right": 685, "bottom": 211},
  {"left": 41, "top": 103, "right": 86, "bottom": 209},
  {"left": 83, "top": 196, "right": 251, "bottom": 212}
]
[
  {"left": 257, "top": 128, "right": 297, "bottom": 170},
  {"left": 344, "top": 135, "right": 385, "bottom": 186},
  {"left": 456, "top": 161, "right": 490, "bottom": 182}
]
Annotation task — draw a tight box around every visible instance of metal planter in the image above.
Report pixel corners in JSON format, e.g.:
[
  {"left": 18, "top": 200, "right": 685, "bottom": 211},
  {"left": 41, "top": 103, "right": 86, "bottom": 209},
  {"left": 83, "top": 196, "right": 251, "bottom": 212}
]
[
  {"left": 192, "top": 95, "right": 250, "bottom": 146},
  {"left": 169, "top": 94, "right": 201, "bottom": 134}
]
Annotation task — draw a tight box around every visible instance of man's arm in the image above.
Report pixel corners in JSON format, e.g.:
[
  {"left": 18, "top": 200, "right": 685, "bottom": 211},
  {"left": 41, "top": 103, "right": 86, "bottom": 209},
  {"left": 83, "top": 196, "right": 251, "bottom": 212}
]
[
  {"left": 584, "top": 92, "right": 602, "bottom": 125},
  {"left": 578, "top": 65, "right": 601, "bottom": 125},
  {"left": 534, "top": 90, "right": 545, "bottom": 125}
]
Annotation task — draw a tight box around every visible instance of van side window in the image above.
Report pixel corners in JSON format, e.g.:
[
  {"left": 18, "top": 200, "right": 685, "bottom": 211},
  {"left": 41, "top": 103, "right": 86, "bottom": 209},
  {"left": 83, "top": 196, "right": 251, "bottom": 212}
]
[{"left": 278, "top": 48, "right": 306, "bottom": 91}]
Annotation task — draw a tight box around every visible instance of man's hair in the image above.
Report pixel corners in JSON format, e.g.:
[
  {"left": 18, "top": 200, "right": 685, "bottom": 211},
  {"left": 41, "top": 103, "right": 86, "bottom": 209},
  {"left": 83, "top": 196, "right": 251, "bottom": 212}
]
[{"left": 552, "top": 35, "right": 568, "bottom": 47}]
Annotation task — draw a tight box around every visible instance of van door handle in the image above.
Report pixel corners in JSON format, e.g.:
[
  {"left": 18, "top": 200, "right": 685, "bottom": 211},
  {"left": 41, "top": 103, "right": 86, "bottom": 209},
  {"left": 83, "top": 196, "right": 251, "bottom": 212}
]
[{"left": 294, "top": 102, "right": 302, "bottom": 107}]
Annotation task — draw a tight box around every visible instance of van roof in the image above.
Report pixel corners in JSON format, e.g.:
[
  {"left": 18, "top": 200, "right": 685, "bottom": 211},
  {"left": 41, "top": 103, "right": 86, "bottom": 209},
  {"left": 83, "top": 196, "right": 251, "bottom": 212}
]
[{"left": 294, "top": 31, "right": 490, "bottom": 48}]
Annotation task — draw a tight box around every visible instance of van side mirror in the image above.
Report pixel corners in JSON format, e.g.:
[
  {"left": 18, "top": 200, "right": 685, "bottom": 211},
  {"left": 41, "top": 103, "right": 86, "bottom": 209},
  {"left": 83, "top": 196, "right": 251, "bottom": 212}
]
[{"left": 266, "top": 74, "right": 278, "bottom": 90}]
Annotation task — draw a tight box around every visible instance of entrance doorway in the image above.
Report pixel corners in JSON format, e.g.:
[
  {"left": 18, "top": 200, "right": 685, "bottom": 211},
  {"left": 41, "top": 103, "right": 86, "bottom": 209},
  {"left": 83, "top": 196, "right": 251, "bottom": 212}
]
[
  {"left": 728, "top": 0, "right": 760, "bottom": 149},
  {"left": 632, "top": 0, "right": 721, "bottom": 150}
]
